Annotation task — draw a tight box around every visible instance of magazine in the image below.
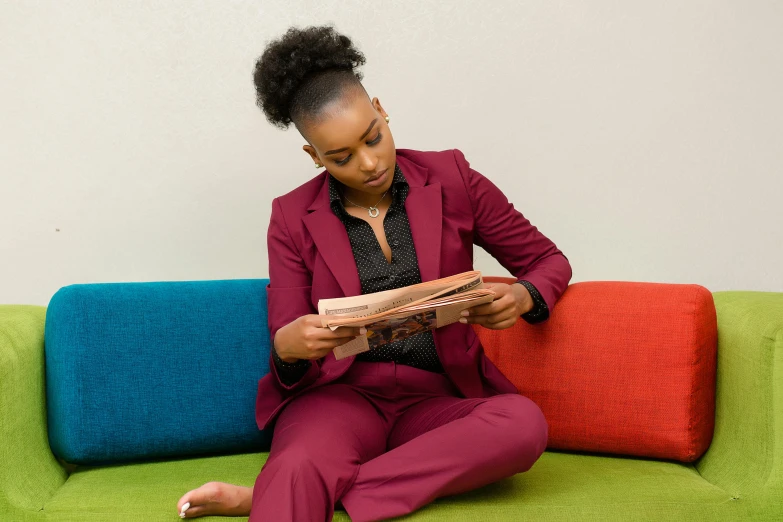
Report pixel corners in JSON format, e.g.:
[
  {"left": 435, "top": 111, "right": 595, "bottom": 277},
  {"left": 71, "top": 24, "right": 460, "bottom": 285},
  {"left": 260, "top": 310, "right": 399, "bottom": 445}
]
[{"left": 318, "top": 271, "right": 495, "bottom": 359}]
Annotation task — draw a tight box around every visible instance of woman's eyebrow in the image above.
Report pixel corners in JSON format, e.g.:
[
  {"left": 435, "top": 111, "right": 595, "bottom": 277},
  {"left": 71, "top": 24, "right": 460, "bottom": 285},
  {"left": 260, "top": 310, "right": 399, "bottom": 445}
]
[{"left": 324, "top": 118, "right": 378, "bottom": 155}]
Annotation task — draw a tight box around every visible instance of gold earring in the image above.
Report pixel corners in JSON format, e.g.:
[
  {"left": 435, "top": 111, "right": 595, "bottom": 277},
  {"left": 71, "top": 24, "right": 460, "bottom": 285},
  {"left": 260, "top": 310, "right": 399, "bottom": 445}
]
[
  {"left": 385, "top": 116, "right": 390, "bottom": 123},
  {"left": 315, "top": 163, "right": 322, "bottom": 168}
]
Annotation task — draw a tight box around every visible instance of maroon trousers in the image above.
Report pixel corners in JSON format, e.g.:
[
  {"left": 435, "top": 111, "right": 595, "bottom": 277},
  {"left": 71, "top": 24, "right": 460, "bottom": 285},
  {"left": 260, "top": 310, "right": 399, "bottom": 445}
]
[{"left": 249, "top": 361, "right": 548, "bottom": 522}]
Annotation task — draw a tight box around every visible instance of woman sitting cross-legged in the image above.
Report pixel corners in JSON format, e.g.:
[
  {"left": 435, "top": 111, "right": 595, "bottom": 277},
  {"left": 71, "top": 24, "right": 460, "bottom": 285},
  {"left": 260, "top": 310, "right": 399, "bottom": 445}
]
[{"left": 176, "top": 25, "right": 572, "bottom": 522}]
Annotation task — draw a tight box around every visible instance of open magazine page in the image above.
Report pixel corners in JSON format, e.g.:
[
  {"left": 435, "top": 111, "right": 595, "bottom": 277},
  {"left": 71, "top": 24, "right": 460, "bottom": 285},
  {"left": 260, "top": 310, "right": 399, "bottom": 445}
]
[
  {"left": 331, "top": 290, "right": 493, "bottom": 327},
  {"left": 317, "top": 271, "right": 482, "bottom": 326},
  {"left": 320, "top": 271, "right": 484, "bottom": 329},
  {"left": 331, "top": 291, "right": 494, "bottom": 359},
  {"left": 317, "top": 270, "right": 495, "bottom": 359},
  {"left": 319, "top": 271, "right": 477, "bottom": 314}
]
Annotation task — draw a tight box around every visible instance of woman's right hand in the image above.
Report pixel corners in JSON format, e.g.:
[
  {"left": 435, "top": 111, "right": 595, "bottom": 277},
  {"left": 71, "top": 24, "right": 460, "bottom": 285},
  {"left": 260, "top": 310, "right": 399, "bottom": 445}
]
[{"left": 273, "top": 314, "right": 365, "bottom": 363}]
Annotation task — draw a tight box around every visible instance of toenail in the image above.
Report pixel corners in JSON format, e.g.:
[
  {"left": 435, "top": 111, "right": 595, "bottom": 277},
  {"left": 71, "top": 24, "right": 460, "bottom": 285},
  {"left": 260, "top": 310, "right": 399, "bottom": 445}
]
[{"left": 182, "top": 502, "right": 190, "bottom": 512}]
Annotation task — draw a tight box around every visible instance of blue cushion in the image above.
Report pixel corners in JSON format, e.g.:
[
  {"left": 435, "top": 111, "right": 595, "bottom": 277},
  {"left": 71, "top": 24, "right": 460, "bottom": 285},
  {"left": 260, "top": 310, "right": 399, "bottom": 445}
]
[{"left": 45, "top": 279, "right": 272, "bottom": 464}]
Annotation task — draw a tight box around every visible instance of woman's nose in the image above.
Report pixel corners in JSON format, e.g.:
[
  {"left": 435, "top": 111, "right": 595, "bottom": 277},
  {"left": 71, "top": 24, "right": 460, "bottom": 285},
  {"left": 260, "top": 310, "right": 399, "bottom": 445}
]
[{"left": 357, "top": 150, "right": 378, "bottom": 173}]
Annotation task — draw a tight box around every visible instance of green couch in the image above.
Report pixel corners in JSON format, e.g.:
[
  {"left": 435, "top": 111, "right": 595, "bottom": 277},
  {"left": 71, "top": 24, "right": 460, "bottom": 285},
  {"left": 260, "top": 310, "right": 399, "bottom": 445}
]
[{"left": 1, "top": 290, "right": 781, "bottom": 521}]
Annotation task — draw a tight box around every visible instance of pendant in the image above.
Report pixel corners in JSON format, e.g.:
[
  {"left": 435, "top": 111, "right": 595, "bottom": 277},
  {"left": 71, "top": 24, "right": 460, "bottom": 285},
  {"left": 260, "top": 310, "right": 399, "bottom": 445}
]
[{"left": 368, "top": 207, "right": 380, "bottom": 218}]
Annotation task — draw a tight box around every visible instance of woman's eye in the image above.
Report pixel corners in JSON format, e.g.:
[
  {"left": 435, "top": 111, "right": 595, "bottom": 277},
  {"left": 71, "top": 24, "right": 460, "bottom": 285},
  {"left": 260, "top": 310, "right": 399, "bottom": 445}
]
[{"left": 333, "top": 133, "right": 382, "bottom": 166}]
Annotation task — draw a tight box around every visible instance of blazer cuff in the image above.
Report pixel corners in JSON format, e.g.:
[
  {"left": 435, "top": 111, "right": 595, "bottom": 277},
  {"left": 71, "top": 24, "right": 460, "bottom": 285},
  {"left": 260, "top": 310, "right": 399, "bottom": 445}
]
[
  {"left": 516, "top": 279, "right": 550, "bottom": 324},
  {"left": 269, "top": 337, "right": 319, "bottom": 392},
  {"left": 514, "top": 253, "right": 572, "bottom": 313},
  {"left": 271, "top": 345, "right": 312, "bottom": 387}
]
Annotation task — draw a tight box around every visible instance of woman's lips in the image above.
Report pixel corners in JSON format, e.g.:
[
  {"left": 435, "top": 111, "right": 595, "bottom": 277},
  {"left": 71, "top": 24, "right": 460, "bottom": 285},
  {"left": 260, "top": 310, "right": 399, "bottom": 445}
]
[{"left": 364, "top": 169, "right": 388, "bottom": 187}]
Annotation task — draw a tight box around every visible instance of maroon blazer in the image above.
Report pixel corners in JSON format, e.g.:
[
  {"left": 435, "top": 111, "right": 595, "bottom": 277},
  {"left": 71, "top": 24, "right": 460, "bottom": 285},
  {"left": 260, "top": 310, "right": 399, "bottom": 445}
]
[{"left": 256, "top": 148, "right": 572, "bottom": 430}]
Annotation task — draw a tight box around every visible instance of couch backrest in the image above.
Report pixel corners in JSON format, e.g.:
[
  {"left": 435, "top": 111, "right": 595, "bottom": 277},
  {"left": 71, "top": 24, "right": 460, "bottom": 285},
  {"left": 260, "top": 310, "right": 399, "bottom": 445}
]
[
  {"left": 45, "top": 279, "right": 272, "bottom": 464},
  {"left": 45, "top": 277, "right": 717, "bottom": 465},
  {"left": 479, "top": 278, "right": 717, "bottom": 462}
]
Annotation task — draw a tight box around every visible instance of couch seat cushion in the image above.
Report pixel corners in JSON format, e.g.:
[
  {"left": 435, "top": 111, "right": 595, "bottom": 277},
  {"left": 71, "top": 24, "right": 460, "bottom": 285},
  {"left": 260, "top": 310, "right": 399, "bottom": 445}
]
[{"left": 42, "top": 450, "right": 734, "bottom": 521}]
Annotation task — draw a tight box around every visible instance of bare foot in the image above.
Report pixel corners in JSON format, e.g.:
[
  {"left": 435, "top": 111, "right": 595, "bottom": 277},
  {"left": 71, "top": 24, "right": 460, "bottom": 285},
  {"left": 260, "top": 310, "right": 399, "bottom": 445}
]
[{"left": 176, "top": 482, "right": 252, "bottom": 518}]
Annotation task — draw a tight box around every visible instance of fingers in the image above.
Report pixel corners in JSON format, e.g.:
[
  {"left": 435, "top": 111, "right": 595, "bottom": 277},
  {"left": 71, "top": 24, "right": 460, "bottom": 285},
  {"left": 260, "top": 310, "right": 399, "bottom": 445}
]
[
  {"left": 463, "top": 299, "right": 508, "bottom": 319},
  {"left": 324, "top": 336, "right": 360, "bottom": 349},
  {"left": 306, "top": 317, "right": 365, "bottom": 339},
  {"left": 465, "top": 314, "right": 518, "bottom": 330},
  {"left": 466, "top": 302, "right": 495, "bottom": 316},
  {"left": 466, "top": 289, "right": 514, "bottom": 316},
  {"left": 465, "top": 315, "right": 515, "bottom": 328},
  {"left": 297, "top": 333, "right": 365, "bottom": 360},
  {"left": 303, "top": 326, "right": 362, "bottom": 344},
  {"left": 460, "top": 306, "right": 518, "bottom": 329},
  {"left": 327, "top": 326, "right": 366, "bottom": 339}
]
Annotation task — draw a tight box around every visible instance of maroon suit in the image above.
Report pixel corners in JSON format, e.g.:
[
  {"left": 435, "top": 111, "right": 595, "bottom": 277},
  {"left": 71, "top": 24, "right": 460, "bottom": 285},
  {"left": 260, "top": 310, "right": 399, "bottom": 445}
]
[{"left": 251, "top": 148, "right": 572, "bottom": 521}]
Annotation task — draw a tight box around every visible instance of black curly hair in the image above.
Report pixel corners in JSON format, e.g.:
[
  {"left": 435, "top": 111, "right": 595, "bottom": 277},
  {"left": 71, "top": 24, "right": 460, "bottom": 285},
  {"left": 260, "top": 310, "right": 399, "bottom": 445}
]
[{"left": 253, "top": 25, "right": 367, "bottom": 131}]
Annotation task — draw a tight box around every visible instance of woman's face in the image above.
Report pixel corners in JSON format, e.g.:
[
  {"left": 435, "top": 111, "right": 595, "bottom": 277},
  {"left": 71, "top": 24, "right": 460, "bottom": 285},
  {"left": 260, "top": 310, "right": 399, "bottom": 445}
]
[{"left": 302, "top": 93, "right": 396, "bottom": 199}]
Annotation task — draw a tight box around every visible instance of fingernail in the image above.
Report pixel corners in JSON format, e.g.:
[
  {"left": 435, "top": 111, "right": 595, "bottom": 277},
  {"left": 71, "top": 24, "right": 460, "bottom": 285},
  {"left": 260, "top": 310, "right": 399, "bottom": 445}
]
[
  {"left": 460, "top": 310, "right": 469, "bottom": 317},
  {"left": 459, "top": 318, "right": 467, "bottom": 324},
  {"left": 182, "top": 502, "right": 190, "bottom": 512},
  {"left": 180, "top": 515, "right": 186, "bottom": 519},
  {"left": 359, "top": 328, "right": 367, "bottom": 334}
]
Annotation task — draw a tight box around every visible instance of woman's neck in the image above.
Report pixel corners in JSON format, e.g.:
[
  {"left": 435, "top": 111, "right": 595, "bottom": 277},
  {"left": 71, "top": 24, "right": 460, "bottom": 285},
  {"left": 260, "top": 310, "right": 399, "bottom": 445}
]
[{"left": 341, "top": 186, "right": 387, "bottom": 209}]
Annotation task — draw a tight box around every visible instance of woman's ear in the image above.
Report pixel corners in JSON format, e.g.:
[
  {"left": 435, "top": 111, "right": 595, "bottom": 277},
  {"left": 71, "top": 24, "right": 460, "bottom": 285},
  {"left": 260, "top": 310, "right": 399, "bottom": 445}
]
[
  {"left": 302, "top": 144, "right": 321, "bottom": 166},
  {"left": 371, "top": 97, "right": 388, "bottom": 120}
]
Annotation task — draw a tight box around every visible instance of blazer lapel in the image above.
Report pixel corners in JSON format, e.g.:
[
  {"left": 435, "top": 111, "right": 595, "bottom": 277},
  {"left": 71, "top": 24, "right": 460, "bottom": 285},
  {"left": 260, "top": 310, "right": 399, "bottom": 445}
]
[
  {"left": 301, "top": 177, "right": 360, "bottom": 379},
  {"left": 398, "top": 155, "right": 442, "bottom": 282},
  {"left": 302, "top": 176, "right": 362, "bottom": 298},
  {"left": 302, "top": 155, "right": 445, "bottom": 383}
]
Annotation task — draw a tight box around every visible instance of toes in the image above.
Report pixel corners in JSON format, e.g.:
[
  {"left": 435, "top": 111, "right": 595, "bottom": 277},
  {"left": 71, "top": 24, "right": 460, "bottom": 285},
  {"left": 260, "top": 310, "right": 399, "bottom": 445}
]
[
  {"left": 178, "top": 482, "right": 219, "bottom": 512},
  {"left": 181, "top": 504, "right": 207, "bottom": 518},
  {"left": 178, "top": 489, "right": 201, "bottom": 510},
  {"left": 177, "top": 494, "right": 193, "bottom": 514},
  {"left": 176, "top": 482, "right": 252, "bottom": 518}
]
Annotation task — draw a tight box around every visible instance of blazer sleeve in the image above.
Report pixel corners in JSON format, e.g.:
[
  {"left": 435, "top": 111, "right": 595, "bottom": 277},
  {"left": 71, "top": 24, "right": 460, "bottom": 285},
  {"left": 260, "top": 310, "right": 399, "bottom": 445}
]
[
  {"left": 452, "top": 149, "right": 572, "bottom": 313},
  {"left": 266, "top": 197, "right": 320, "bottom": 392}
]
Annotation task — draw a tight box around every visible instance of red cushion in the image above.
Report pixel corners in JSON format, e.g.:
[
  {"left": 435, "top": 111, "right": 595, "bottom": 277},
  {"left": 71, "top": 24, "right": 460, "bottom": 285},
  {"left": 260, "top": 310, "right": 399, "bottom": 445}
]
[{"left": 476, "top": 279, "right": 717, "bottom": 462}]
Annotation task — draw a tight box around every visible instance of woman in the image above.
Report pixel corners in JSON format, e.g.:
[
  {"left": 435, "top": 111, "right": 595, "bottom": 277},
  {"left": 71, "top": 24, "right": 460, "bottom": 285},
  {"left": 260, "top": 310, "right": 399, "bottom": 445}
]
[{"left": 177, "top": 25, "right": 571, "bottom": 522}]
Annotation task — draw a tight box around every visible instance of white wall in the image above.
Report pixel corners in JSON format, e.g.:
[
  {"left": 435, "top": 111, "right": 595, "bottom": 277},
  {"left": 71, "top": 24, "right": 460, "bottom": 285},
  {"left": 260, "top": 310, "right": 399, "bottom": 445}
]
[{"left": 1, "top": 0, "right": 781, "bottom": 305}]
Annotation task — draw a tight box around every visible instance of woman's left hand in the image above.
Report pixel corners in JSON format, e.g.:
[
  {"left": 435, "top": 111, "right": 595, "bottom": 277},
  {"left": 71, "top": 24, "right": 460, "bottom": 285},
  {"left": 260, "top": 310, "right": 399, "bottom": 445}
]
[{"left": 459, "top": 282, "right": 533, "bottom": 330}]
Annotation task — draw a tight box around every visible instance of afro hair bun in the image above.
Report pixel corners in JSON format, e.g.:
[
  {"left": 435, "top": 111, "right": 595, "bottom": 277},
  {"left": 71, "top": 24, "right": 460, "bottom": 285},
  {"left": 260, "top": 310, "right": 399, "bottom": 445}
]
[{"left": 254, "top": 25, "right": 366, "bottom": 129}]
